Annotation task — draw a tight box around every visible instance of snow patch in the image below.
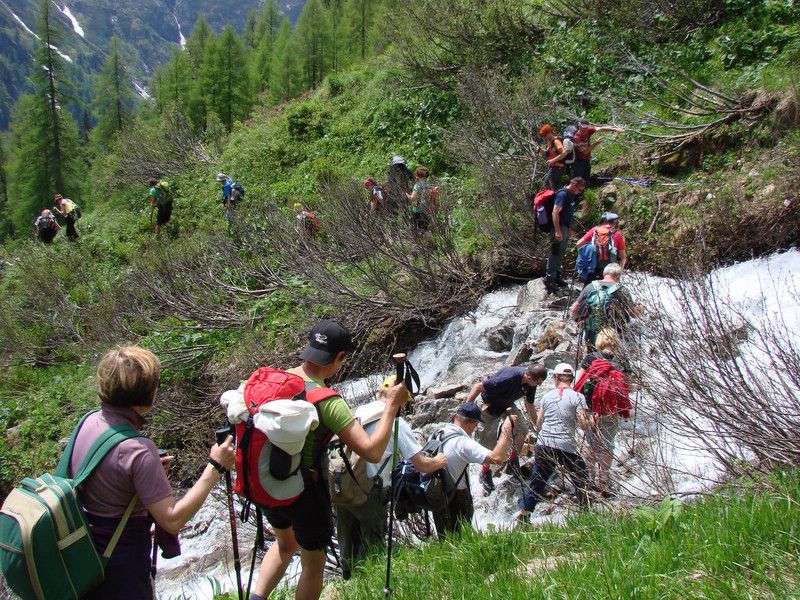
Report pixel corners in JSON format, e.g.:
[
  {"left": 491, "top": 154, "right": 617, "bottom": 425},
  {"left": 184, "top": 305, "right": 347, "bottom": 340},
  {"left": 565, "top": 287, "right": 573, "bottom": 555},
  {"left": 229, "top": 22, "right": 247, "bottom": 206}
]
[
  {"left": 171, "top": 13, "right": 186, "bottom": 49},
  {"left": 54, "top": 2, "right": 85, "bottom": 37},
  {"left": 2, "top": 2, "right": 73, "bottom": 62},
  {"left": 133, "top": 82, "right": 151, "bottom": 101}
]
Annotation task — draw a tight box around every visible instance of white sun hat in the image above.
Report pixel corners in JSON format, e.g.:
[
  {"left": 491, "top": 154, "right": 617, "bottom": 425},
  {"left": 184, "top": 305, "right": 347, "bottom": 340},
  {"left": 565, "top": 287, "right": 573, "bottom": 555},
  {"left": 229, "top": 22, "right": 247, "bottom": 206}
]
[{"left": 253, "top": 400, "right": 319, "bottom": 455}]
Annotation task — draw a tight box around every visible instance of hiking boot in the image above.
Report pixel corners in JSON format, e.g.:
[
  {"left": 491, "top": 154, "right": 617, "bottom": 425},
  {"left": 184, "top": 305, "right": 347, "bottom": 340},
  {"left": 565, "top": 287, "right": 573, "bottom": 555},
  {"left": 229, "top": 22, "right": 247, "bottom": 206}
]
[
  {"left": 544, "top": 279, "right": 560, "bottom": 294},
  {"left": 480, "top": 469, "right": 495, "bottom": 496},
  {"left": 514, "top": 512, "right": 531, "bottom": 527},
  {"left": 555, "top": 278, "right": 570, "bottom": 288},
  {"left": 506, "top": 456, "right": 523, "bottom": 481}
]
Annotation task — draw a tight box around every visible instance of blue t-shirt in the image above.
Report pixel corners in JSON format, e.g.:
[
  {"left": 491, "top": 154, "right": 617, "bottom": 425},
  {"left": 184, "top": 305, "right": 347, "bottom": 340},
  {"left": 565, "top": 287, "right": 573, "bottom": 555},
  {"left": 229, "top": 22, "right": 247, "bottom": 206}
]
[
  {"left": 481, "top": 366, "right": 536, "bottom": 414},
  {"left": 554, "top": 188, "right": 577, "bottom": 228},
  {"left": 222, "top": 179, "right": 233, "bottom": 198}
]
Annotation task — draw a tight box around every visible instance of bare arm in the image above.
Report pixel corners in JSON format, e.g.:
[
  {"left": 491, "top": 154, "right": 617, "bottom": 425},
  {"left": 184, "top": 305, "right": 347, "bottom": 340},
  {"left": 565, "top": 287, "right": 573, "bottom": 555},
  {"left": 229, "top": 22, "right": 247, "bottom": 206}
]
[
  {"left": 406, "top": 189, "right": 417, "bottom": 202},
  {"left": 338, "top": 384, "right": 408, "bottom": 463},
  {"left": 466, "top": 382, "right": 484, "bottom": 403},
  {"left": 525, "top": 402, "right": 537, "bottom": 430},
  {"left": 570, "top": 300, "right": 582, "bottom": 320},
  {"left": 410, "top": 452, "right": 447, "bottom": 474},
  {"left": 552, "top": 204, "right": 562, "bottom": 237},
  {"left": 147, "top": 437, "right": 235, "bottom": 535},
  {"left": 535, "top": 407, "right": 544, "bottom": 432},
  {"left": 595, "top": 125, "right": 625, "bottom": 134},
  {"left": 618, "top": 247, "right": 627, "bottom": 269},
  {"left": 484, "top": 417, "right": 515, "bottom": 465},
  {"left": 577, "top": 408, "right": 593, "bottom": 431}
]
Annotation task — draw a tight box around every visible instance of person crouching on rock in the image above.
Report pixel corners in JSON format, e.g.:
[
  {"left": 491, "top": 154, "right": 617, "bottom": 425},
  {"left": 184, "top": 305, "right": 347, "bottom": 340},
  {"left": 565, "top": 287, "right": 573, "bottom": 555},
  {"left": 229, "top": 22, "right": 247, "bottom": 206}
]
[
  {"left": 466, "top": 364, "right": 547, "bottom": 495},
  {"left": 516, "top": 363, "right": 592, "bottom": 524},
  {"left": 68, "top": 346, "right": 236, "bottom": 599}
]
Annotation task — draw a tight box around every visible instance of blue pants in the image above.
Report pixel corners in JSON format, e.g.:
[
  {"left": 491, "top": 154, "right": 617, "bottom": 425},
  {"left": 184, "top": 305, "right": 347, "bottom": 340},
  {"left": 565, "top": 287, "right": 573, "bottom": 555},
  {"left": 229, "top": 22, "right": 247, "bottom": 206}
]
[{"left": 521, "top": 445, "right": 589, "bottom": 512}]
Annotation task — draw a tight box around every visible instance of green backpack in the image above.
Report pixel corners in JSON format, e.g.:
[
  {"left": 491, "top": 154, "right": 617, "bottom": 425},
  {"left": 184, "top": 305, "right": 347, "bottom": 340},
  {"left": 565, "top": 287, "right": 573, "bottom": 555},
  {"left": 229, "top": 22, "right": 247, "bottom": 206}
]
[
  {"left": 585, "top": 281, "right": 620, "bottom": 331},
  {"left": 0, "top": 412, "right": 142, "bottom": 600}
]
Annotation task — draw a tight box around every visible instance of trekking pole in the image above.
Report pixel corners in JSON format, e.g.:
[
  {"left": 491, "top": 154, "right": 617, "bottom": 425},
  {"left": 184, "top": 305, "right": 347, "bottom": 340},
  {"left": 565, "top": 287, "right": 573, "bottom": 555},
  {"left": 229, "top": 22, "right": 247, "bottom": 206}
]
[
  {"left": 384, "top": 353, "right": 406, "bottom": 597},
  {"left": 216, "top": 425, "right": 244, "bottom": 600},
  {"left": 573, "top": 322, "right": 586, "bottom": 371},
  {"left": 563, "top": 270, "right": 578, "bottom": 320}
]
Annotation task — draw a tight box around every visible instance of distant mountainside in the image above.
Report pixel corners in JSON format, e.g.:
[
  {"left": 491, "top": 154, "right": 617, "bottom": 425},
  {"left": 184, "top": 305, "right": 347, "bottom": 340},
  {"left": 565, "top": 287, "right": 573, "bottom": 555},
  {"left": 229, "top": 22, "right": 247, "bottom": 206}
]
[{"left": 0, "top": 0, "right": 308, "bottom": 127}]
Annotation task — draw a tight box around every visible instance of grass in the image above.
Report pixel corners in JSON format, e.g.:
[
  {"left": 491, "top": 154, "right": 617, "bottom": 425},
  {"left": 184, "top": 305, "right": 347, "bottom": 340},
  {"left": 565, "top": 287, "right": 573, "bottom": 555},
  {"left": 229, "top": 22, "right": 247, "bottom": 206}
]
[{"left": 322, "top": 471, "right": 800, "bottom": 599}]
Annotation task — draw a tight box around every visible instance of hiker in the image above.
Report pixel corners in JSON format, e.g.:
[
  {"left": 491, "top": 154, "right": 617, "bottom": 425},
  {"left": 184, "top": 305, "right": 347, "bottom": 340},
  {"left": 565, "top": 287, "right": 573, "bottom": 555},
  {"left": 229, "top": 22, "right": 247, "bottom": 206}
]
[
  {"left": 406, "top": 166, "right": 439, "bottom": 230},
  {"left": 336, "top": 376, "right": 447, "bottom": 580},
  {"left": 217, "top": 172, "right": 233, "bottom": 221},
  {"left": 250, "top": 320, "right": 411, "bottom": 600},
  {"left": 571, "top": 263, "right": 640, "bottom": 350},
  {"left": 539, "top": 124, "right": 572, "bottom": 190},
  {"left": 545, "top": 177, "right": 587, "bottom": 293},
  {"left": 575, "top": 212, "right": 627, "bottom": 283},
  {"left": 364, "top": 177, "right": 385, "bottom": 212},
  {"left": 571, "top": 118, "right": 626, "bottom": 183},
  {"left": 148, "top": 179, "right": 173, "bottom": 233},
  {"left": 33, "top": 209, "right": 60, "bottom": 244},
  {"left": 465, "top": 364, "right": 548, "bottom": 495},
  {"left": 573, "top": 328, "right": 631, "bottom": 496},
  {"left": 385, "top": 155, "right": 414, "bottom": 216},
  {"left": 53, "top": 193, "right": 81, "bottom": 240},
  {"left": 294, "top": 202, "right": 321, "bottom": 236},
  {"left": 429, "top": 402, "right": 516, "bottom": 539},
  {"left": 69, "top": 346, "right": 235, "bottom": 598},
  {"left": 516, "top": 363, "right": 592, "bottom": 522}
]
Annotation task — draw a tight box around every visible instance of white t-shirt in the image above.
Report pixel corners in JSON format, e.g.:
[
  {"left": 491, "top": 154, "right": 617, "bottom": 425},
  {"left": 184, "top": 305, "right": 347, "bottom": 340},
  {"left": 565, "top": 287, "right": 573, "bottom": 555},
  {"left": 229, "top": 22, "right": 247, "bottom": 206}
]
[
  {"left": 363, "top": 416, "right": 422, "bottom": 487},
  {"left": 434, "top": 423, "right": 490, "bottom": 490},
  {"left": 535, "top": 387, "right": 588, "bottom": 454}
]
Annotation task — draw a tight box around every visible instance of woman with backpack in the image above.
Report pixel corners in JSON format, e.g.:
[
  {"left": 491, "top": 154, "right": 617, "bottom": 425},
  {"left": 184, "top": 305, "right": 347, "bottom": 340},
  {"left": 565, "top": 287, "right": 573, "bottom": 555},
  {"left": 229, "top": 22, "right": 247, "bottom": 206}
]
[
  {"left": 53, "top": 193, "right": 81, "bottom": 241},
  {"left": 33, "top": 209, "right": 61, "bottom": 244},
  {"left": 406, "top": 166, "right": 439, "bottom": 231},
  {"left": 70, "top": 346, "right": 235, "bottom": 599},
  {"left": 573, "top": 329, "right": 632, "bottom": 497}
]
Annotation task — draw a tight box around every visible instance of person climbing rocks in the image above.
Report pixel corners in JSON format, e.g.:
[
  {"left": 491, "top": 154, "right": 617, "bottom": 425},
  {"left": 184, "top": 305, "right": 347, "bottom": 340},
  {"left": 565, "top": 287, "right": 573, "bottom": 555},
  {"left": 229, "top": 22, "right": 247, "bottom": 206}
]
[
  {"left": 516, "top": 363, "right": 592, "bottom": 523},
  {"left": 52, "top": 193, "right": 81, "bottom": 241},
  {"left": 406, "top": 166, "right": 439, "bottom": 231},
  {"left": 148, "top": 178, "right": 173, "bottom": 233},
  {"left": 571, "top": 263, "right": 640, "bottom": 350},
  {"left": 538, "top": 124, "right": 571, "bottom": 191},
  {"left": 385, "top": 155, "right": 414, "bottom": 217},
  {"left": 546, "top": 177, "right": 587, "bottom": 293},
  {"left": 336, "top": 376, "right": 447, "bottom": 580},
  {"left": 33, "top": 209, "right": 60, "bottom": 244},
  {"left": 429, "top": 402, "right": 516, "bottom": 539},
  {"left": 573, "top": 328, "right": 631, "bottom": 497},
  {"left": 575, "top": 212, "right": 627, "bottom": 283},
  {"left": 294, "top": 202, "right": 321, "bottom": 236},
  {"left": 465, "top": 364, "right": 548, "bottom": 495},
  {"left": 571, "top": 118, "right": 626, "bottom": 184},
  {"left": 249, "top": 320, "right": 410, "bottom": 600},
  {"left": 72, "top": 346, "right": 236, "bottom": 598}
]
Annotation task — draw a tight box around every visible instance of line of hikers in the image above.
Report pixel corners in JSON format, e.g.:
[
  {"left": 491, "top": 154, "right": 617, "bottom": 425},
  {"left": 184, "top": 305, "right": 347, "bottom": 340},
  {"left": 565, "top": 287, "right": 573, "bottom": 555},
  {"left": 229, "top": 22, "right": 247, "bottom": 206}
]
[{"left": 1, "top": 261, "right": 643, "bottom": 600}]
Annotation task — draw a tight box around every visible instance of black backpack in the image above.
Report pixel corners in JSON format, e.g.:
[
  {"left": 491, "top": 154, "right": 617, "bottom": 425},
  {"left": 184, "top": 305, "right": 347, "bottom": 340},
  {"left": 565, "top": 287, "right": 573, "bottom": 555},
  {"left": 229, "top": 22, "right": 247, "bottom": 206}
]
[
  {"left": 232, "top": 182, "right": 245, "bottom": 197},
  {"left": 391, "top": 429, "right": 467, "bottom": 520},
  {"left": 561, "top": 125, "right": 578, "bottom": 164}
]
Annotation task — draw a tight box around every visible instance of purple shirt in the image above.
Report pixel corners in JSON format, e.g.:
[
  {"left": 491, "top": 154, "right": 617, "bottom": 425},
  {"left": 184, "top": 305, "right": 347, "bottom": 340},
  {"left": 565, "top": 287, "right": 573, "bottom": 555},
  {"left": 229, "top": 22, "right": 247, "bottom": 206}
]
[{"left": 70, "top": 404, "right": 173, "bottom": 518}]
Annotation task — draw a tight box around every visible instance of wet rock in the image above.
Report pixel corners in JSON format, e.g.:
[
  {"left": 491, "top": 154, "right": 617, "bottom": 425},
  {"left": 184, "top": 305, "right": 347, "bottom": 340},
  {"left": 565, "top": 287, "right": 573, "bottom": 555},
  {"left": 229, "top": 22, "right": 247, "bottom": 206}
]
[
  {"left": 517, "top": 279, "right": 548, "bottom": 315},
  {"left": 555, "top": 341, "right": 571, "bottom": 353},
  {"left": 544, "top": 352, "right": 574, "bottom": 370},
  {"left": 509, "top": 344, "right": 533, "bottom": 366},
  {"left": 427, "top": 384, "right": 466, "bottom": 399},
  {"left": 534, "top": 321, "right": 571, "bottom": 352},
  {"left": 410, "top": 394, "right": 464, "bottom": 428},
  {"left": 485, "top": 324, "right": 515, "bottom": 352},
  {"left": 5, "top": 423, "right": 25, "bottom": 449},
  {"left": 530, "top": 349, "right": 555, "bottom": 365}
]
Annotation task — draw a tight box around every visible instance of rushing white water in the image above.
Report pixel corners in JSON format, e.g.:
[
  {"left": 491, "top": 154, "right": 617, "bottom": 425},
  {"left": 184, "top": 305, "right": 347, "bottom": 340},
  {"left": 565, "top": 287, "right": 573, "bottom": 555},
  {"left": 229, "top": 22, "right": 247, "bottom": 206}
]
[
  {"left": 134, "top": 82, "right": 152, "bottom": 101},
  {"left": 156, "top": 251, "right": 800, "bottom": 598},
  {"left": 172, "top": 13, "right": 186, "bottom": 49},
  {"left": 54, "top": 2, "right": 84, "bottom": 37}
]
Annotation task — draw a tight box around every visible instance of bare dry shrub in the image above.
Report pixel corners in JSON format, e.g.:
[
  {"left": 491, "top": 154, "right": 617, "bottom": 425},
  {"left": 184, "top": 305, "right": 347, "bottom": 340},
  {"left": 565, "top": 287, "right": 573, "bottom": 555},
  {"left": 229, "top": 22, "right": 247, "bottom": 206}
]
[{"left": 638, "top": 261, "right": 800, "bottom": 475}]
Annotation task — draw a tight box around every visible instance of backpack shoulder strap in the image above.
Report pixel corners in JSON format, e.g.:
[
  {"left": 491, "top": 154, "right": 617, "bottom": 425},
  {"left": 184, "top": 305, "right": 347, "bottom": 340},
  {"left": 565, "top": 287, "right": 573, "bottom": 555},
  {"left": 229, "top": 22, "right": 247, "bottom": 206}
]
[
  {"left": 72, "top": 425, "right": 143, "bottom": 487},
  {"left": 55, "top": 410, "right": 98, "bottom": 477},
  {"left": 306, "top": 386, "right": 340, "bottom": 405},
  {"left": 606, "top": 283, "right": 620, "bottom": 296}
]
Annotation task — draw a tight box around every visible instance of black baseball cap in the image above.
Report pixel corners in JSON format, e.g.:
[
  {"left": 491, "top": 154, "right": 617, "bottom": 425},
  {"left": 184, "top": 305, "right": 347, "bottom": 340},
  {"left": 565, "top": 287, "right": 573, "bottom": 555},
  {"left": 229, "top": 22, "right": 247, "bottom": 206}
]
[
  {"left": 456, "top": 402, "right": 484, "bottom": 423},
  {"left": 299, "top": 320, "right": 354, "bottom": 365}
]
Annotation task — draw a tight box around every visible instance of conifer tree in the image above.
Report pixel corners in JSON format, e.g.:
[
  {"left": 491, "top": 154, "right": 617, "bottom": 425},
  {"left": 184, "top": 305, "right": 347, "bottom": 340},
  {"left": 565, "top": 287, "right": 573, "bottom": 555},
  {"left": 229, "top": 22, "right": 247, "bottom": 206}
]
[
  {"left": 186, "top": 18, "right": 215, "bottom": 130},
  {"left": 243, "top": 10, "right": 258, "bottom": 48},
  {"left": 255, "top": 0, "right": 282, "bottom": 47},
  {"left": 297, "top": 0, "right": 332, "bottom": 88},
  {"left": 92, "top": 37, "right": 134, "bottom": 147},
  {"left": 8, "top": 0, "right": 81, "bottom": 232},
  {"left": 214, "top": 25, "right": 251, "bottom": 132},
  {"left": 269, "top": 20, "right": 302, "bottom": 101}
]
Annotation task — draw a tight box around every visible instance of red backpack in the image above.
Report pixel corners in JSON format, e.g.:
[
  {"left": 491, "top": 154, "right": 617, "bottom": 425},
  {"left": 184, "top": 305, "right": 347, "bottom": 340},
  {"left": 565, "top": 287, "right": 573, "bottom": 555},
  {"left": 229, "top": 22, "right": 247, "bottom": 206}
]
[
  {"left": 234, "top": 367, "right": 339, "bottom": 508},
  {"left": 533, "top": 189, "right": 556, "bottom": 232},
  {"left": 592, "top": 225, "right": 618, "bottom": 262},
  {"left": 573, "top": 359, "right": 631, "bottom": 417}
]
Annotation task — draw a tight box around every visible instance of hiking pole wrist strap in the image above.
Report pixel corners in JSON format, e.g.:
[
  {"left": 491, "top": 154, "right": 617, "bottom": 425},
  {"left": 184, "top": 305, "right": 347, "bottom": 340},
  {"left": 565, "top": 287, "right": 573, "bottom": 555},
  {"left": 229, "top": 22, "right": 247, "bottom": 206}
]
[{"left": 208, "top": 457, "right": 227, "bottom": 474}]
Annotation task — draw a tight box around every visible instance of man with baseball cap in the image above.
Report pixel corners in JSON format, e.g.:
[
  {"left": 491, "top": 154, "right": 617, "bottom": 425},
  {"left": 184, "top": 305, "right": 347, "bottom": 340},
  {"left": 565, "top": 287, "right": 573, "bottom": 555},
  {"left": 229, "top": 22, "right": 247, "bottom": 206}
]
[
  {"left": 571, "top": 118, "right": 626, "bottom": 183},
  {"left": 336, "top": 376, "right": 447, "bottom": 579},
  {"left": 575, "top": 211, "right": 628, "bottom": 282},
  {"left": 516, "top": 363, "right": 592, "bottom": 523},
  {"left": 428, "top": 402, "right": 517, "bottom": 539},
  {"left": 251, "top": 319, "right": 411, "bottom": 600}
]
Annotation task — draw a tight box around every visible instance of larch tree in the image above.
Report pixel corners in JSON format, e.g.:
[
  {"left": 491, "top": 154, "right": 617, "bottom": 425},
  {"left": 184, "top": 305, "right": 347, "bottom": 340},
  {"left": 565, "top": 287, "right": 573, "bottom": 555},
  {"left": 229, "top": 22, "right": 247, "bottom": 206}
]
[
  {"left": 92, "top": 37, "right": 135, "bottom": 147},
  {"left": 297, "top": 0, "right": 332, "bottom": 88},
  {"left": 269, "top": 20, "right": 302, "bottom": 101},
  {"left": 214, "top": 25, "right": 251, "bottom": 132}
]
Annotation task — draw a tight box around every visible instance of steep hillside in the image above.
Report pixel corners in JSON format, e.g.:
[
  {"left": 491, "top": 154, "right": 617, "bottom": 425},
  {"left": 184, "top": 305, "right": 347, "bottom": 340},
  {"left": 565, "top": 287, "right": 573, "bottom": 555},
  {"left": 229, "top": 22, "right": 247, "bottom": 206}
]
[{"left": 0, "top": 0, "right": 308, "bottom": 125}]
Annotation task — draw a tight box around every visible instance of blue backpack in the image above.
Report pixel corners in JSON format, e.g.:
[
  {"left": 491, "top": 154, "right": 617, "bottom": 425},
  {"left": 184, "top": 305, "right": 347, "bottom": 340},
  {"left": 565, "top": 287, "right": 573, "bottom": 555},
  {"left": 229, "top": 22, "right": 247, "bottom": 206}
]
[{"left": 575, "top": 243, "right": 597, "bottom": 282}]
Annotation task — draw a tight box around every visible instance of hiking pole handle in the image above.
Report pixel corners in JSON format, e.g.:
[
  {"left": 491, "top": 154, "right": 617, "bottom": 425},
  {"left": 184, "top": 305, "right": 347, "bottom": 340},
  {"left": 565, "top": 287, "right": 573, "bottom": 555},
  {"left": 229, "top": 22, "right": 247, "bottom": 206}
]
[
  {"left": 393, "top": 353, "right": 406, "bottom": 385},
  {"left": 217, "top": 424, "right": 243, "bottom": 600}
]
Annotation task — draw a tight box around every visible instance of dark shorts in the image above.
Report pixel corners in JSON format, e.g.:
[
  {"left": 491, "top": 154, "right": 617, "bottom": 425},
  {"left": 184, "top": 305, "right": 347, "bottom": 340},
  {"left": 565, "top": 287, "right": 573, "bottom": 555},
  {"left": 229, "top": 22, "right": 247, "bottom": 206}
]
[
  {"left": 156, "top": 202, "right": 173, "bottom": 226},
  {"left": 261, "top": 477, "right": 333, "bottom": 551},
  {"left": 40, "top": 228, "right": 58, "bottom": 243}
]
